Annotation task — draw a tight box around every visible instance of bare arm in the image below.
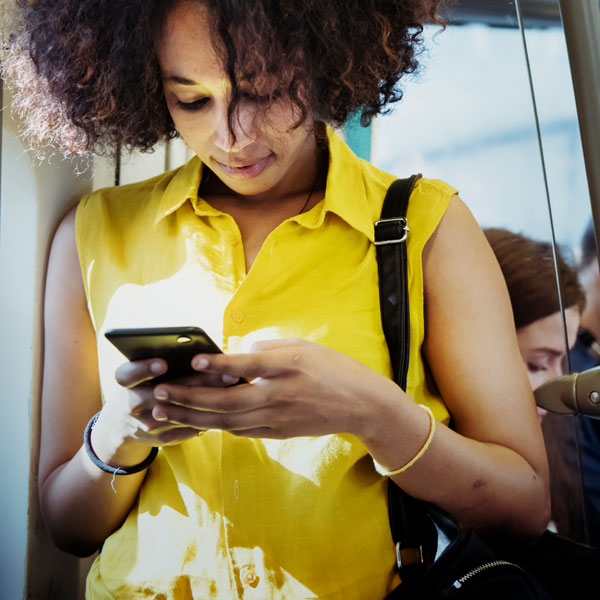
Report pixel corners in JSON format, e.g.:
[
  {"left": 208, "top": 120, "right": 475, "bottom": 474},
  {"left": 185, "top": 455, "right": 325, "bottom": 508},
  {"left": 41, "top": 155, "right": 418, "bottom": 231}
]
[
  {"left": 361, "top": 196, "right": 550, "bottom": 535},
  {"left": 39, "top": 208, "right": 151, "bottom": 556}
]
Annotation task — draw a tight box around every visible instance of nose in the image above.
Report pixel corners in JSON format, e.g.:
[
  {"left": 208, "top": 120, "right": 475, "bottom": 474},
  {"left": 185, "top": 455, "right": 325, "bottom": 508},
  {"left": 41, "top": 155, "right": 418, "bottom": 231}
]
[
  {"left": 547, "top": 362, "right": 564, "bottom": 382},
  {"left": 213, "top": 104, "right": 255, "bottom": 153}
]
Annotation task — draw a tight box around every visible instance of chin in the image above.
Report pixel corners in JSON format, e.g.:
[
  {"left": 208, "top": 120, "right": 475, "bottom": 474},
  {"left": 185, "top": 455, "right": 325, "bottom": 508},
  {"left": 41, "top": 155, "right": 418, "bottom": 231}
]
[{"left": 215, "top": 166, "right": 282, "bottom": 195}]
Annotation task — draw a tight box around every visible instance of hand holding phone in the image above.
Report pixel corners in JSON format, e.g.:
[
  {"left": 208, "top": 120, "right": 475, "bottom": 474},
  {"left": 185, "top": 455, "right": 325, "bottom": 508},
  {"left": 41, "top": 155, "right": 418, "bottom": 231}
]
[{"left": 105, "top": 326, "right": 242, "bottom": 383}]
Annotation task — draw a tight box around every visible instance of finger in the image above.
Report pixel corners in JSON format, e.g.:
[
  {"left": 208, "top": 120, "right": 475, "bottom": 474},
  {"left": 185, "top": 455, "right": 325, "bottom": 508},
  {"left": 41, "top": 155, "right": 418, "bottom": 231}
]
[
  {"left": 115, "top": 359, "right": 167, "bottom": 388},
  {"left": 153, "top": 382, "right": 257, "bottom": 413},
  {"left": 127, "top": 386, "right": 158, "bottom": 416},
  {"left": 152, "top": 402, "right": 273, "bottom": 432},
  {"left": 170, "top": 371, "right": 240, "bottom": 387},
  {"left": 133, "top": 408, "right": 203, "bottom": 440},
  {"left": 191, "top": 350, "right": 294, "bottom": 379}
]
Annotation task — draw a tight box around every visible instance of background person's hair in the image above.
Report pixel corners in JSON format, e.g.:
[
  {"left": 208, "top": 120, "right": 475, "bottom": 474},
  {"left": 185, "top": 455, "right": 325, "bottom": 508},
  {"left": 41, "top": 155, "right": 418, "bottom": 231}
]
[
  {"left": 2, "top": 0, "right": 443, "bottom": 156},
  {"left": 484, "top": 228, "right": 585, "bottom": 329}
]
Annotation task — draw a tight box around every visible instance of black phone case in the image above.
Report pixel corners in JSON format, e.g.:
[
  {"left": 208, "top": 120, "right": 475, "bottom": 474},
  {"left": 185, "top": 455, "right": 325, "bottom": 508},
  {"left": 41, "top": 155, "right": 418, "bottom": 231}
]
[{"left": 104, "top": 326, "right": 224, "bottom": 381}]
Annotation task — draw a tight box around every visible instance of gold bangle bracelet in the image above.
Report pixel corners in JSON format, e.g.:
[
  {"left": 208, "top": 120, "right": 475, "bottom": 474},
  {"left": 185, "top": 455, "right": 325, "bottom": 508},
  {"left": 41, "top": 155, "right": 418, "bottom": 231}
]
[{"left": 373, "top": 404, "right": 436, "bottom": 477}]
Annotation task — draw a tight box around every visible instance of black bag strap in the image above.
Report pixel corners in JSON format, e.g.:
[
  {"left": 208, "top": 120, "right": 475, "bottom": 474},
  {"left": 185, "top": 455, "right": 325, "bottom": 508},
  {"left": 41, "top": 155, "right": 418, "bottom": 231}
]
[
  {"left": 376, "top": 175, "right": 433, "bottom": 578},
  {"left": 375, "top": 176, "right": 420, "bottom": 389}
]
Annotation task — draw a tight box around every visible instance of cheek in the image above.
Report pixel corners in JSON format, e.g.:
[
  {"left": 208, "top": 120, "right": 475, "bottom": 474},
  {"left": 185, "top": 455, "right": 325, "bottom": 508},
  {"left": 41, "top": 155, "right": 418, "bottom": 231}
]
[
  {"left": 527, "top": 370, "right": 546, "bottom": 391},
  {"left": 171, "top": 118, "right": 209, "bottom": 151}
]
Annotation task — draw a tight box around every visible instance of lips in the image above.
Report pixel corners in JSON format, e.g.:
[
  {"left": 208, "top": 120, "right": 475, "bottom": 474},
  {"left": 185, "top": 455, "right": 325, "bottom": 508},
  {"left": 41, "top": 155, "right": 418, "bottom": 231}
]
[{"left": 214, "top": 154, "right": 274, "bottom": 179}]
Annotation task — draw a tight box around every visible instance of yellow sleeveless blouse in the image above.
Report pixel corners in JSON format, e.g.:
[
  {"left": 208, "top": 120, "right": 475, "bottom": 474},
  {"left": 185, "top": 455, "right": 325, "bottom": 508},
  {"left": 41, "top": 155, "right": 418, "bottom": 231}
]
[{"left": 76, "top": 129, "right": 456, "bottom": 599}]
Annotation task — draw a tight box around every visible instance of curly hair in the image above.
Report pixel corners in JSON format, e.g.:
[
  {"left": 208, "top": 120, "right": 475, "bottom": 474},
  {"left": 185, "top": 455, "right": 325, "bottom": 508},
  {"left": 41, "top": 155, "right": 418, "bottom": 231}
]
[
  {"left": 484, "top": 228, "right": 585, "bottom": 329},
  {"left": 3, "top": 0, "right": 442, "bottom": 156}
]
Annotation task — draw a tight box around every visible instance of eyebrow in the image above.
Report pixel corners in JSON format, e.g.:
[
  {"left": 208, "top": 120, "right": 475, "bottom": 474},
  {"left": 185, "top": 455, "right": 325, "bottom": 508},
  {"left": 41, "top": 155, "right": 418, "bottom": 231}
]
[
  {"left": 532, "top": 348, "right": 564, "bottom": 358},
  {"left": 164, "top": 74, "right": 198, "bottom": 86}
]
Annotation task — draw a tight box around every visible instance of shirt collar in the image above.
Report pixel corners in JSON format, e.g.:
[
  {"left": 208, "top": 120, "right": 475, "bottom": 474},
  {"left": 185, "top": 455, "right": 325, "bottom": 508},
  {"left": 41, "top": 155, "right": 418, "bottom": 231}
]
[
  {"left": 294, "top": 126, "right": 374, "bottom": 242},
  {"left": 153, "top": 155, "right": 212, "bottom": 225},
  {"left": 153, "top": 126, "right": 375, "bottom": 241}
]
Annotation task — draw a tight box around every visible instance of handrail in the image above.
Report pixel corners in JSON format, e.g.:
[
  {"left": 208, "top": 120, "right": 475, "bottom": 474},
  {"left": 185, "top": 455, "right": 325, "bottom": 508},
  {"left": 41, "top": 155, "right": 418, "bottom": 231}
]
[{"left": 559, "top": 0, "right": 600, "bottom": 265}]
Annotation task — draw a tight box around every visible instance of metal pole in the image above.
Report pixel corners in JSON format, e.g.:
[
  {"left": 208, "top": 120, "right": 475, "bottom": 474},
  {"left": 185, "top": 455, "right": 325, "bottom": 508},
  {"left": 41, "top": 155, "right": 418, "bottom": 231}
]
[
  {"left": 0, "top": 76, "right": 3, "bottom": 243},
  {"left": 516, "top": 0, "right": 573, "bottom": 370},
  {"left": 558, "top": 0, "right": 600, "bottom": 261}
]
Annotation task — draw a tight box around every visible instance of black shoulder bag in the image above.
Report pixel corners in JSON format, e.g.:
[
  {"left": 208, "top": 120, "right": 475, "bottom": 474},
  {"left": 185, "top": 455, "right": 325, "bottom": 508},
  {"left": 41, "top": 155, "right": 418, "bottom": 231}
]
[{"left": 375, "top": 177, "right": 600, "bottom": 600}]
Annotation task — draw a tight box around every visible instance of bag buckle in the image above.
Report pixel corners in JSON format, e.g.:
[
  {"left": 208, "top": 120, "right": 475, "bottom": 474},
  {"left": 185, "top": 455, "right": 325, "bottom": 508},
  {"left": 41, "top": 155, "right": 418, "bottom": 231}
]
[
  {"left": 396, "top": 543, "right": 424, "bottom": 570},
  {"left": 374, "top": 217, "right": 409, "bottom": 245}
]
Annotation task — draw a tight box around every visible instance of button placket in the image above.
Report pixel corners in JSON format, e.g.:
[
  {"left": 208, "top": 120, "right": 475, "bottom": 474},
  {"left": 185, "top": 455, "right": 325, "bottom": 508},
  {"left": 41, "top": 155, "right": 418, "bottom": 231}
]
[
  {"left": 223, "top": 222, "right": 290, "bottom": 333},
  {"left": 216, "top": 215, "right": 244, "bottom": 285},
  {"left": 220, "top": 220, "right": 246, "bottom": 333}
]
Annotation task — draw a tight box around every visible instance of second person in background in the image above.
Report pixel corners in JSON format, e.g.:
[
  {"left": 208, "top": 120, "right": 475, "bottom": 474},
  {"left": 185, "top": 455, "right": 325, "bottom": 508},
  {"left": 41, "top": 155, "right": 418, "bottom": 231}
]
[{"left": 485, "top": 227, "right": 585, "bottom": 541}]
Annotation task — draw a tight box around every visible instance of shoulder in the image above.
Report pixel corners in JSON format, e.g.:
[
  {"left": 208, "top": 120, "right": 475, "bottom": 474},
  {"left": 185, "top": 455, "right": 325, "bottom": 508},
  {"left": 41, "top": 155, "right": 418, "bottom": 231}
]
[
  {"left": 423, "top": 195, "right": 493, "bottom": 273},
  {"left": 360, "top": 159, "right": 457, "bottom": 222},
  {"left": 77, "top": 169, "right": 167, "bottom": 216},
  {"left": 407, "top": 178, "right": 458, "bottom": 245},
  {"left": 361, "top": 162, "right": 458, "bottom": 251},
  {"left": 47, "top": 206, "right": 86, "bottom": 309},
  {"left": 79, "top": 154, "right": 201, "bottom": 213},
  {"left": 50, "top": 205, "right": 79, "bottom": 266},
  {"left": 76, "top": 157, "right": 199, "bottom": 234},
  {"left": 74, "top": 175, "right": 160, "bottom": 253},
  {"left": 412, "top": 177, "right": 458, "bottom": 205},
  {"left": 326, "top": 129, "right": 456, "bottom": 234}
]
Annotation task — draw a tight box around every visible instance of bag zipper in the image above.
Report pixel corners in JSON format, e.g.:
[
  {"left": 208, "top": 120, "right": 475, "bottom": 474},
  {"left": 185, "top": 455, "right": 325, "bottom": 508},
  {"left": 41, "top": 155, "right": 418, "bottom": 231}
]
[{"left": 452, "top": 559, "right": 526, "bottom": 589}]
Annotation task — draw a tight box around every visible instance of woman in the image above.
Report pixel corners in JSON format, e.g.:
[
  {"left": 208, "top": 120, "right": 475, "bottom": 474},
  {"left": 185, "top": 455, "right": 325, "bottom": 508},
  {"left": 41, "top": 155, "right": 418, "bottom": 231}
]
[
  {"left": 6, "top": 1, "right": 549, "bottom": 598},
  {"left": 484, "top": 228, "right": 585, "bottom": 404},
  {"left": 485, "top": 227, "right": 586, "bottom": 540}
]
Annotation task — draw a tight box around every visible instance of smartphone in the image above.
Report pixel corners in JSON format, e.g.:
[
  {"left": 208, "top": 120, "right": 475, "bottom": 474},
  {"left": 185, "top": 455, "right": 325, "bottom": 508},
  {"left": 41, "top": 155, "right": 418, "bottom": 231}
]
[{"left": 104, "top": 326, "right": 239, "bottom": 382}]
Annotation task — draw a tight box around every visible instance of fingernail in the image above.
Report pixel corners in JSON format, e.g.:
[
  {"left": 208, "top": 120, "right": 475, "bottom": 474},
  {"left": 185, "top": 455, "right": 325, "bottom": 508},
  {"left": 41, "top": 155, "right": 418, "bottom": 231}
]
[
  {"left": 151, "top": 361, "right": 166, "bottom": 375},
  {"left": 154, "top": 387, "right": 168, "bottom": 400},
  {"left": 153, "top": 406, "right": 167, "bottom": 421},
  {"left": 193, "top": 357, "right": 209, "bottom": 370},
  {"left": 221, "top": 374, "right": 239, "bottom": 384}
]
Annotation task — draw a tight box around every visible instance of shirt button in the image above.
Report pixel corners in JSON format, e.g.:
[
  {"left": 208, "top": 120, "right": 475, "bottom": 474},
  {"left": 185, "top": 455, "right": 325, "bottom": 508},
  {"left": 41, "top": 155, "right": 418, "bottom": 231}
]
[
  {"left": 231, "top": 309, "right": 244, "bottom": 323},
  {"left": 227, "top": 232, "right": 239, "bottom": 246},
  {"left": 241, "top": 567, "right": 259, "bottom": 588}
]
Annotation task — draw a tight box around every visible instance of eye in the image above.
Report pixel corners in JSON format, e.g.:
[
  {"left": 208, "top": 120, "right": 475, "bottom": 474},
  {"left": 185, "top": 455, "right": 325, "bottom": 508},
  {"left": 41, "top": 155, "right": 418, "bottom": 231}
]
[
  {"left": 526, "top": 362, "right": 546, "bottom": 374},
  {"left": 175, "top": 97, "right": 210, "bottom": 112}
]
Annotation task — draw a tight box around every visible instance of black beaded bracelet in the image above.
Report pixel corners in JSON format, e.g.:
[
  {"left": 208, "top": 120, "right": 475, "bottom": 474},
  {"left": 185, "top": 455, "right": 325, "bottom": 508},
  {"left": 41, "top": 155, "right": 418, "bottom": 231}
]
[{"left": 84, "top": 411, "right": 158, "bottom": 476}]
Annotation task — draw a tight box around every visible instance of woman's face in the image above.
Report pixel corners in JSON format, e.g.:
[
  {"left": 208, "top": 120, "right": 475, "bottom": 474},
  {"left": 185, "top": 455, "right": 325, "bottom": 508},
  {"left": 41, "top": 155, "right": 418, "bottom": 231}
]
[
  {"left": 517, "top": 306, "right": 580, "bottom": 391},
  {"left": 157, "top": 1, "right": 318, "bottom": 199}
]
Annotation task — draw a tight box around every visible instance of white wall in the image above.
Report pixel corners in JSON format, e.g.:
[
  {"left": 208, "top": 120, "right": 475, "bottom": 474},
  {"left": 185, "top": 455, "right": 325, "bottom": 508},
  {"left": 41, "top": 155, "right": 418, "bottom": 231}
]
[
  {"left": 1, "top": 84, "right": 92, "bottom": 599},
  {"left": 0, "top": 72, "right": 193, "bottom": 597}
]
